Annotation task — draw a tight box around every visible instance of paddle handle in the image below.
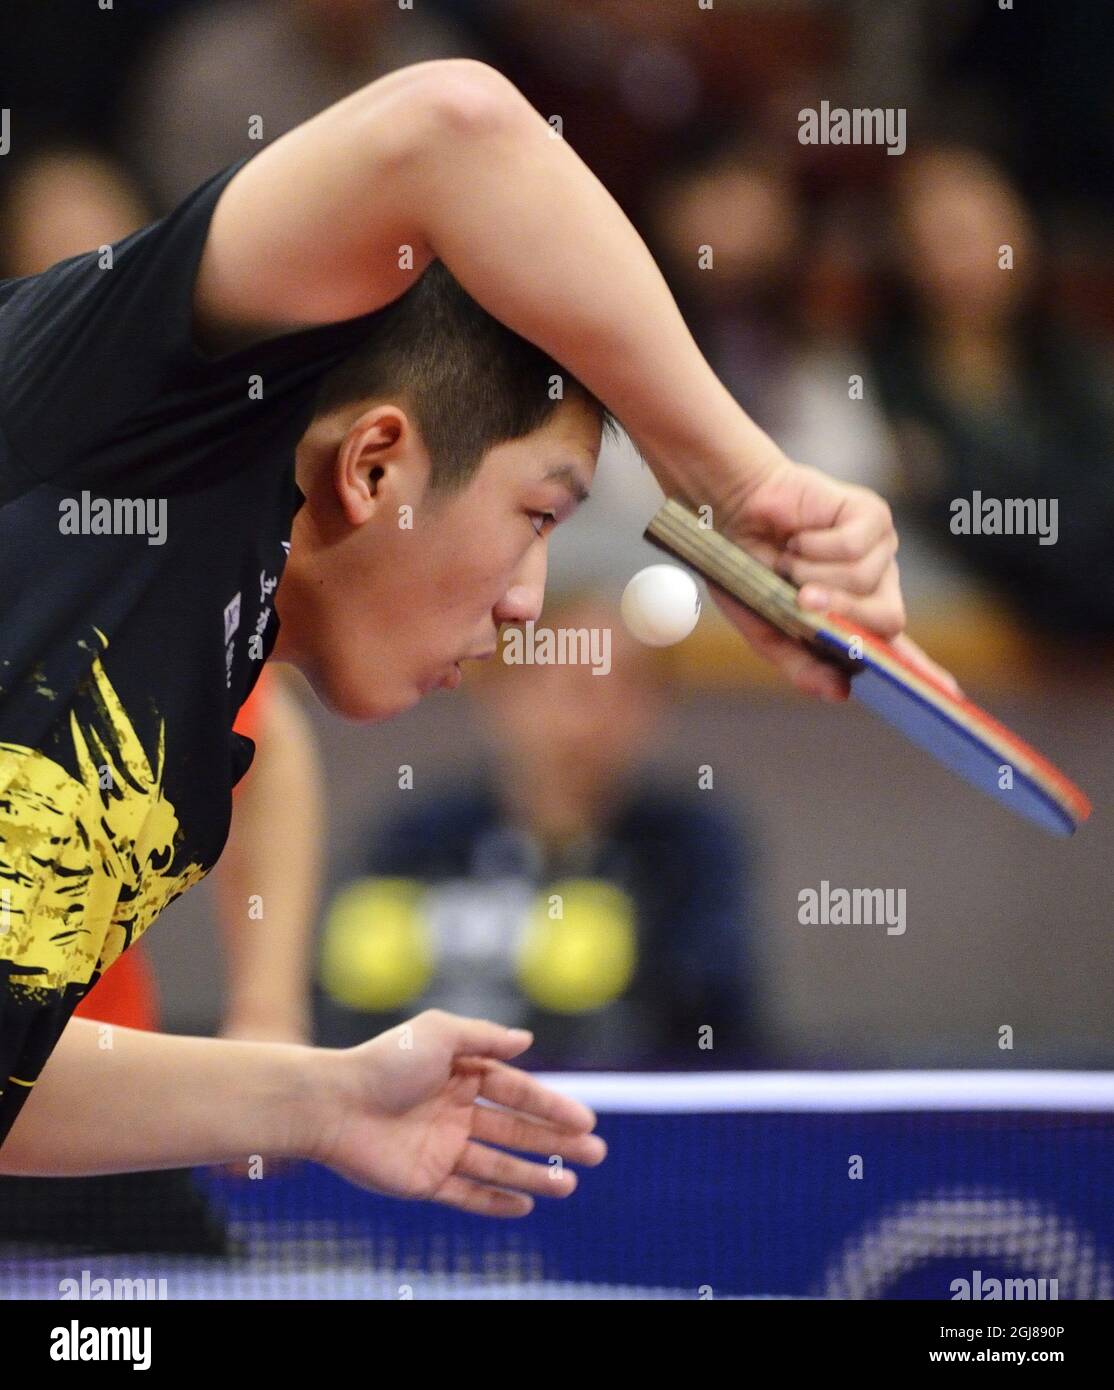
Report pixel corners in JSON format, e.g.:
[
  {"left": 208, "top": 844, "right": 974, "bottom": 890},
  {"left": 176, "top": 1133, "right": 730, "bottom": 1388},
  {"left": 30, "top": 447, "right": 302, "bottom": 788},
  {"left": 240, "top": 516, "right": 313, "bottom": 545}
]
[{"left": 644, "top": 499, "right": 817, "bottom": 642}]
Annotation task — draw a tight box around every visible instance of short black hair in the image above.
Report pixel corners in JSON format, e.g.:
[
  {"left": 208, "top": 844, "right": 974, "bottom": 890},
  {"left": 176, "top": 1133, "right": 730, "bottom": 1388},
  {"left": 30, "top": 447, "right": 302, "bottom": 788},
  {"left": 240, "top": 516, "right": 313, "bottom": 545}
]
[{"left": 313, "top": 260, "right": 618, "bottom": 489}]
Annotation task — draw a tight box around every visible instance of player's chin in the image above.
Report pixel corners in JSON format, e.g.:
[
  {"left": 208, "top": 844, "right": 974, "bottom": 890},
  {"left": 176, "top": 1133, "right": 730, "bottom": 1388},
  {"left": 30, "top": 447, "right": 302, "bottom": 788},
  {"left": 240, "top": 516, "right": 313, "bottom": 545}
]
[{"left": 316, "top": 671, "right": 417, "bottom": 724}]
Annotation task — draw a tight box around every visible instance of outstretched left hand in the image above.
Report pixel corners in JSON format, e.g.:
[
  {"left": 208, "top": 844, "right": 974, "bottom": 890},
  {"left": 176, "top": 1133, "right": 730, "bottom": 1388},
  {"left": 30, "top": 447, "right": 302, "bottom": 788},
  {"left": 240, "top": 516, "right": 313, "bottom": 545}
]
[{"left": 308, "top": 1010, "right": 607, "bottom": 1218}]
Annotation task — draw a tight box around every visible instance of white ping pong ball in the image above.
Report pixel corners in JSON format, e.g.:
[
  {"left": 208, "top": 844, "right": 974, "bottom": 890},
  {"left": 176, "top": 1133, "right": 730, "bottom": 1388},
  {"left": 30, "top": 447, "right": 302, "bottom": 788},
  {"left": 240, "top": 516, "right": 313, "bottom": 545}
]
[{"left": 620, "top": 565, "right": 701, "bottom": 647}]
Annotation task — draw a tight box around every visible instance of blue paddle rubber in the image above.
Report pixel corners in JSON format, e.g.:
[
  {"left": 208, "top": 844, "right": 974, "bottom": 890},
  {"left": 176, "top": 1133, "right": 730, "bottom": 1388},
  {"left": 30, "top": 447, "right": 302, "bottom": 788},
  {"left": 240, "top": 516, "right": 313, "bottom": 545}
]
[{"left": 837, "top": 653, "right": 1076, "bottom": 835}]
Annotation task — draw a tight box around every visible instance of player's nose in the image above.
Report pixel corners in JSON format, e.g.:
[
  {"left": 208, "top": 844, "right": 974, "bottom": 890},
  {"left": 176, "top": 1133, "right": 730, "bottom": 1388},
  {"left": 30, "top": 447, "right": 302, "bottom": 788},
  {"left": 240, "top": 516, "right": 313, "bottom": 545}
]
[{"left": 494, "top": 548, "right": 547, "bottom": 625}]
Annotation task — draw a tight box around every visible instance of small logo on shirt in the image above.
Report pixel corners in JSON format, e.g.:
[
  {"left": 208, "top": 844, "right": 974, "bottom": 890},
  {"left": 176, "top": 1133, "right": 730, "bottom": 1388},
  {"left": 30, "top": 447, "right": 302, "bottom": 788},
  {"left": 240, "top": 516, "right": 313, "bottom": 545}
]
[
  {"left": 224, "top": 592, "right": 242, "bottom": 688},
  {"left": 223, "top": 593, "right": 242, "bottom": 645}
]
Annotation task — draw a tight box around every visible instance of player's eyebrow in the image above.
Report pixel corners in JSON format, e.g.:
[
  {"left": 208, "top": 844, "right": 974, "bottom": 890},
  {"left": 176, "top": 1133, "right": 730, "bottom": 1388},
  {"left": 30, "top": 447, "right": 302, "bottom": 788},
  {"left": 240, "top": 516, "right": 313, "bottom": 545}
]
[{"left": 541, "top": 462, "right": 592, "bottom": 505}]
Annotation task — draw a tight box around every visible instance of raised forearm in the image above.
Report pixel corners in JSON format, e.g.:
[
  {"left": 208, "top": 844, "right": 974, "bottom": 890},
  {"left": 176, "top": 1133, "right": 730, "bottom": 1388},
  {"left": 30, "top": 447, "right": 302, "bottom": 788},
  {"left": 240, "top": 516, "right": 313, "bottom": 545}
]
[
  {"left": 395, "top": 67, "right": 786, "bottom": 505},
  {"left": 0, "top": 1018, "right": 317, "bottom": 1176}
]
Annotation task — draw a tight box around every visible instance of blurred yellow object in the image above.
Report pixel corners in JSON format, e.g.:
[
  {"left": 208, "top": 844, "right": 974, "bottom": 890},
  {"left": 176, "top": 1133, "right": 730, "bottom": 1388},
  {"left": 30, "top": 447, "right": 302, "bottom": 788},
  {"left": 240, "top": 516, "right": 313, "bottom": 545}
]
[
  {"left": 319, "top": 877, "right": 432, "bottom": 1011},
  {"left": 516, "top": 879, "right": 637, "bottom": 1014}
]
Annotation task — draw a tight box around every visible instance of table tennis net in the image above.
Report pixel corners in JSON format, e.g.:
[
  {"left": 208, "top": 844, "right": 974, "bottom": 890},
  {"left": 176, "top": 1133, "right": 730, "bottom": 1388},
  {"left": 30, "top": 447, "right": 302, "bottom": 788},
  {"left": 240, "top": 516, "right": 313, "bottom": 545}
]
[{"left": 2, "top": 1071, "right": 1112, "bottom": 1299}]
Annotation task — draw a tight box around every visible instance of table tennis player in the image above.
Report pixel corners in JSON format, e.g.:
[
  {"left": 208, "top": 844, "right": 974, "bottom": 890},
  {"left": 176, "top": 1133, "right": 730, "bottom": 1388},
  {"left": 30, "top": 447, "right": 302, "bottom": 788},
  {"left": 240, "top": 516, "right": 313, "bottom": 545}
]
[{"left": 0, "top": 61, "right": 912, "bottom": 1215}]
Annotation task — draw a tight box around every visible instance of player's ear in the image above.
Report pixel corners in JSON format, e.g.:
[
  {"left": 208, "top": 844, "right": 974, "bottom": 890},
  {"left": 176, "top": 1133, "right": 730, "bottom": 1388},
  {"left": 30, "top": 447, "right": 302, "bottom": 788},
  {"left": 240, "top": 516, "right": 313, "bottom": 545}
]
[{"left": 334, "top": 407, "right": 411, "bottom": 521}]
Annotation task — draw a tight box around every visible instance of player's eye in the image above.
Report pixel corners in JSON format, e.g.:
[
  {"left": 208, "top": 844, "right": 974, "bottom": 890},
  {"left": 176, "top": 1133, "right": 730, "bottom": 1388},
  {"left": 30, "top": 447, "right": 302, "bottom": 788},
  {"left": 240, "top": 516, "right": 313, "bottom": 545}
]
[{"left": 530, "top": 511, "right": 557, "bottom": 537}]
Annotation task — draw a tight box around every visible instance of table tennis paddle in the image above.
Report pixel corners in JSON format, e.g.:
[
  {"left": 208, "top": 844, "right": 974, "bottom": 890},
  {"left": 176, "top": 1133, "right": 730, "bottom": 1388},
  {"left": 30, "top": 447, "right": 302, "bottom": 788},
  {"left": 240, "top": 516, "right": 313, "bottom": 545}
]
[{"left": 644, "top": 499, "right": 1091, "bottom": 836}]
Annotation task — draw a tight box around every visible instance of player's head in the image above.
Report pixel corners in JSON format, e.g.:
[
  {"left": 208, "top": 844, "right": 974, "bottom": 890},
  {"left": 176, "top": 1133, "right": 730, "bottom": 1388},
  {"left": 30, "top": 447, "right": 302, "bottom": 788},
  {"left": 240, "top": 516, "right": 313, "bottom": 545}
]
[
  {"left": 278, "top": 262, "right": 616, "bottom": 721},
  {"left": 892, "top": 145, "right": 1035, "bottom": 327}
]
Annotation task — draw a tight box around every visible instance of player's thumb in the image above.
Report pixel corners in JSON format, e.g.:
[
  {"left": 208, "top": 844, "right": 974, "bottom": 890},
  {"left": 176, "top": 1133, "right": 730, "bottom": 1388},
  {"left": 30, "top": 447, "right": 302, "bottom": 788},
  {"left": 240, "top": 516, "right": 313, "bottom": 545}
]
[{"left": 425, "top": 1010, "right": 534, "bottom": 1060}]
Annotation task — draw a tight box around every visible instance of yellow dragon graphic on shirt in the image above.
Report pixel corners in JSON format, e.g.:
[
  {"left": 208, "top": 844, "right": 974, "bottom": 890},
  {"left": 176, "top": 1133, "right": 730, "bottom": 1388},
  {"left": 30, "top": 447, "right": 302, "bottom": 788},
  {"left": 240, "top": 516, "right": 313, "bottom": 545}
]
[{"left": 0, "top": 643, "right": 206, "bottom": 1006}]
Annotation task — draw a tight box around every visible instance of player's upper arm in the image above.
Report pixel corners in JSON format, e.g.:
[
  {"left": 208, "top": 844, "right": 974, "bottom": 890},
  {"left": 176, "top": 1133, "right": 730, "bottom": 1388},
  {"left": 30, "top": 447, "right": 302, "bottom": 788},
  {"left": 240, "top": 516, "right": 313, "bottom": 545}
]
[{"left": 192, "top": 59, "right": 519, "bottom": 349}]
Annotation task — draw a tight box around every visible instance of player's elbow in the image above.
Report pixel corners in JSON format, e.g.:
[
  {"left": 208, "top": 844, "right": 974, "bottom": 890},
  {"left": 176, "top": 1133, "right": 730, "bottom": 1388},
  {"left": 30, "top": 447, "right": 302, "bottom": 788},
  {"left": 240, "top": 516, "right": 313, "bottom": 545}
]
[{"left": 401, "top": 59, "right": 529, "bottom": 144}]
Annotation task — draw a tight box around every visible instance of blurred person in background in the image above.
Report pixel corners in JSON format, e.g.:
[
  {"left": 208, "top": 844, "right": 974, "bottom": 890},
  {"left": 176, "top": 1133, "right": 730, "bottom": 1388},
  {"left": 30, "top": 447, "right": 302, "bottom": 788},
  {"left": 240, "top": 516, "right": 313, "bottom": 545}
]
[
  {"left": 0, "top": 148, "right": 150, "bottom": 280},
  {"left": 466, "top": 0, "right": 837, "bottom": 216},
  {"left": 126, "top": 0, "right": 480, "bottom": 210},
  {"left": 645, "top": 138, "right": 896, "bottom": 496},
  {"left": 317, "top": 593, "right": 759, "bottom": 1069},
  {"left": 869, "top": 145, "right": 1114, "bottom": 638}
]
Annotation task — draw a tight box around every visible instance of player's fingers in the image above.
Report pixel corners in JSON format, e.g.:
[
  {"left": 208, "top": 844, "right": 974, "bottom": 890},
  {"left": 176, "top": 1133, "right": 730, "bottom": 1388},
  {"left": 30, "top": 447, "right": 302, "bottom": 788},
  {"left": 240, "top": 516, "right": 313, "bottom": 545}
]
[
  {"left": 464, "top": 1058, "right": 600, "bottom": 1134},
  {"left": 432, "top": 1174, "right": 534, "bottom": 1218},
  {"left": 471, "top": 1104, "right": 608, "bottom": 1165},
  {"left": 781, "top": 533, "right": 898, "bottom": 598},
  {"left": 800, "top": 570, "right": 961, "bottom": 694},
  {"left": 800, "top": 562, "right": 906, "bottom": 640},
  {"left": 786, "top": 503, "right": 895, "bottom": 565},
  {"left": 457, "top": 1140, "right": 579, "bottom": 1197},
  {"left": 890, "top": 633, "right": 963, "bottom": 698},
  {"left": 709, "top": 588, "right": 850, "bottom": 702}
]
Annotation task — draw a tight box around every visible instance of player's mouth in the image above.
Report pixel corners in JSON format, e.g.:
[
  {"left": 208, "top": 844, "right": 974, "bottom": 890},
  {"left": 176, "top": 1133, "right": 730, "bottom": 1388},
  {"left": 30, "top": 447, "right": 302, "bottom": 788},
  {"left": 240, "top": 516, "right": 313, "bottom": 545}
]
[{"left": 429, "top": 649, "right": 497, "bottom": 693}]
